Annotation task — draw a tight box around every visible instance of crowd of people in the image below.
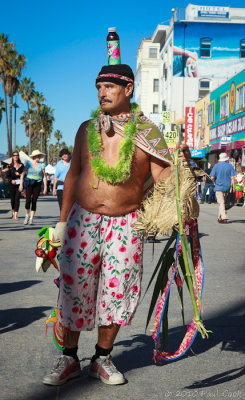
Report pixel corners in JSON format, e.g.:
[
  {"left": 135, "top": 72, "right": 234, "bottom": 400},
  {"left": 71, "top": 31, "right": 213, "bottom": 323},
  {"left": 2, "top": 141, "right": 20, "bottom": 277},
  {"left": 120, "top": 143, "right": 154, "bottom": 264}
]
[{"left": 0, "top": 147, "right": 71, "bottom": 224}]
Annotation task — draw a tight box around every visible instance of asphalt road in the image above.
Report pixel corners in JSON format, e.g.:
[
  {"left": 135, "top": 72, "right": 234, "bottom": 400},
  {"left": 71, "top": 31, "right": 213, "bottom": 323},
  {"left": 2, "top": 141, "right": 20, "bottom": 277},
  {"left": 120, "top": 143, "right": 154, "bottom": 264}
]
[{"left": 0, "top": 195, "right": 244, "bottom": 400}]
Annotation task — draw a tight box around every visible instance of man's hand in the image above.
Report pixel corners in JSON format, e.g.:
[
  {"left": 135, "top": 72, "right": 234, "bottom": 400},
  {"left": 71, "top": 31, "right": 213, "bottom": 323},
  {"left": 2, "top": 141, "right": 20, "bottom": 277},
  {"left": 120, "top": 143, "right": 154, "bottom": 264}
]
[
  {"left": 53, "top": 188, "right": 57, "bottom": 196},
  {"left": 54, "top": 222, "right": 67, "bottom": 246}
]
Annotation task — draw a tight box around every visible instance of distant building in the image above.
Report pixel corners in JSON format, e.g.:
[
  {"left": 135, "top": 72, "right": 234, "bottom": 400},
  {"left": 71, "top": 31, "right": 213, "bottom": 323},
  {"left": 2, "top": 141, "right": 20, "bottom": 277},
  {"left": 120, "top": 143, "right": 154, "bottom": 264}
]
[
  {"left": 150, "top": 3, "right": 245, "bottom": 129},
  {"left": 135, "top": 38, "right": 160, "bottom": 118}
]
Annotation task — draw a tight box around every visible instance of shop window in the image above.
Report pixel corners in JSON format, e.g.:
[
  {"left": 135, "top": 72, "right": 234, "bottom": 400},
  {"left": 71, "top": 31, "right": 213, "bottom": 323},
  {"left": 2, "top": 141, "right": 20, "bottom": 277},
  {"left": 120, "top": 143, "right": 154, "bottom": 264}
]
[
  {"left": 236, "top": 83, "right": 245, "bottom": 112},
  {"left": 162, "top": 101, "right": 166, "bottom": 111},
  {"left": 153, "top": 104, "right": 159, "bottom": 113},
  {"left": 149, "top": 47, "right": 157, "bottom": 58},
  {"left": 240, "top": 39, "right": 245, "bottom": 58},
  {"left": 153, "top": 79, "right": 159, "bottom": 92},
  {"left": 208, "top": 102, "right": 214, "bottom": 125},
  {"left": 220, "top": 93, "right": 229, "bottom": 119},
  {"left": 200, "top": 37, "right": 211, "bottom": 58}
]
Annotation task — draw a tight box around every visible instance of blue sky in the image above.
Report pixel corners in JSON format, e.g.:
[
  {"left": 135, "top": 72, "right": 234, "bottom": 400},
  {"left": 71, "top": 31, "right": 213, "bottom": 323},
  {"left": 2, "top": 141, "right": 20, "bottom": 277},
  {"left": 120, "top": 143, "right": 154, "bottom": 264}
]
[{"left": 1, "top": 0, "right": 244, "bottom": 155}]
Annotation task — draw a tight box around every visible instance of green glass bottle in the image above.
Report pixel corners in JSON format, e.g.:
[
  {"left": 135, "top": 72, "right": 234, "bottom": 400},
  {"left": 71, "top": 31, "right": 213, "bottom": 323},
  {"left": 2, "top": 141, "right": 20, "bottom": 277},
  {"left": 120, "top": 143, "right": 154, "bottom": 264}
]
[{"left": 107, "top": 27, "right": 121, "bottom": 65}]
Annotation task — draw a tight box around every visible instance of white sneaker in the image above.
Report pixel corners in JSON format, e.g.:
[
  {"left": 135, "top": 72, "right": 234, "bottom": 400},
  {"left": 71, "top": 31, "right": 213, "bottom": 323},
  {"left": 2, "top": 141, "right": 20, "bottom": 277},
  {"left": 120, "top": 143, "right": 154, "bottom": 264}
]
[
  {"left": 42, "top": 355, "right": 81, "bottom": 386},
  {"left": 24, "top": 215, "right": 30, "bottom": 225},
  {"left": 29, "top": 218, "right": 33, "bottom": 225},
  {"left": 88, "top": 354, "right": 125, "bottom": 385}
]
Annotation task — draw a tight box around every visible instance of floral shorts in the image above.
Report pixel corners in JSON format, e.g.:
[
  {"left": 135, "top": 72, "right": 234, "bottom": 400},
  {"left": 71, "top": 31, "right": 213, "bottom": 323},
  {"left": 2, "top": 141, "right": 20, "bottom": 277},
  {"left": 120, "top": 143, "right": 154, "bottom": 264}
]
[{"left": 57, "top": 202, "right": 143, "bottom": 331}]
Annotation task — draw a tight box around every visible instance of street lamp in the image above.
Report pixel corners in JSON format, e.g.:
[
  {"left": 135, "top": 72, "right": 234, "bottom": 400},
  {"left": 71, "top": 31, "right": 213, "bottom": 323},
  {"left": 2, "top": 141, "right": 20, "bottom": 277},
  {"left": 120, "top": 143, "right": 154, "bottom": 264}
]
[
  {"left": 28, "top": 117, "right": 32, "bottom": 155},
  {"left": 40, "top": 127, "right": 44, "bottom": 152},
  {"left": 13, "top": 102, "right": 19, "bottom": 151}
]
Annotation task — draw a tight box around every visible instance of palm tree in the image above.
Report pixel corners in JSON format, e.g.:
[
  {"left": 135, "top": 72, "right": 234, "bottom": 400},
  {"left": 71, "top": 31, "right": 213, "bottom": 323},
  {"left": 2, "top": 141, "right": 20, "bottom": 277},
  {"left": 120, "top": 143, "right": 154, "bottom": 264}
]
[
  {"left": 0, "top": 33, "right": 26, "bottom": 155},
  {"left": 54, "top": 129, "right": 62, "bottom": 150},
  {"left": 0, "top": 97, "right": 5, "bottom": 125},
  {"left": 30, "top": 90, "right": 46, "bottom": 150},
  {"left": 39, "top": 105, "right": 55, "bottom": 162}
]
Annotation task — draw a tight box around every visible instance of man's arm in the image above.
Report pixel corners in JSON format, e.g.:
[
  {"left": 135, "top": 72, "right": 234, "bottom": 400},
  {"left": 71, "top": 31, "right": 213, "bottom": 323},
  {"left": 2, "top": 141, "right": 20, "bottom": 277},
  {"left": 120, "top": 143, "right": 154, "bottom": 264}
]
[
  {"left": 52, "top": 177, "right": 58, "bottom": 196},
  {"left": 59, "top": 123, "right": 84, "bottom": 222}
]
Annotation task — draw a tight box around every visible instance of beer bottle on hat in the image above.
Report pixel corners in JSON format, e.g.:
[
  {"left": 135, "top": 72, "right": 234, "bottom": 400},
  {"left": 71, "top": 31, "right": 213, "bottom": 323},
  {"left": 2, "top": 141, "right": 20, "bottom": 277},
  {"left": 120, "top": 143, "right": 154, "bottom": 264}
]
[{"left": 106, "top": 27, "right": 121, "bottom": 65}]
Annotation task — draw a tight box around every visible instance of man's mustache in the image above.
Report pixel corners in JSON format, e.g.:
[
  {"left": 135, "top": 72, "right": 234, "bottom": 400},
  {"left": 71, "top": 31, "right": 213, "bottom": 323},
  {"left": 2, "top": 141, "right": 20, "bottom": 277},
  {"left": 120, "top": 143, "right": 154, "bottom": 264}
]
[{"left": 100, "top": 98, "right": 112, "bottom": 105}]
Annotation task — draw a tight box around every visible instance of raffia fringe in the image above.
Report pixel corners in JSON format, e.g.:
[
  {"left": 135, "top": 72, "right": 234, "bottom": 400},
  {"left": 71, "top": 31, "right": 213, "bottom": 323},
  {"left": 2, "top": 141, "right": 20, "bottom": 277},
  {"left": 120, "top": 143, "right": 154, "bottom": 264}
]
[{"left": 134, "top": 160, "right": 204, "bottom": 237}]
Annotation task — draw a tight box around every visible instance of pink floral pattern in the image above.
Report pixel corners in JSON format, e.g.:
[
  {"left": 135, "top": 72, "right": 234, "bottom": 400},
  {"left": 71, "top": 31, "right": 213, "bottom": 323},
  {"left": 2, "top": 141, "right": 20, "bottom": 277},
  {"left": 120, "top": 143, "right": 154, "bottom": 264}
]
[{"left": 58, "top": 203, "right": 143, "bottom": 331}]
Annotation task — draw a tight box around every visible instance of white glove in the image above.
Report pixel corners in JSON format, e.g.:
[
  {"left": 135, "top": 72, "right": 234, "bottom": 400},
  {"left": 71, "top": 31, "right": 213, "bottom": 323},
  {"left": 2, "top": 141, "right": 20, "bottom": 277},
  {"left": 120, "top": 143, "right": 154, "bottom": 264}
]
[{"left": 54, "top": 221, "right": 67, "bottom": 246}]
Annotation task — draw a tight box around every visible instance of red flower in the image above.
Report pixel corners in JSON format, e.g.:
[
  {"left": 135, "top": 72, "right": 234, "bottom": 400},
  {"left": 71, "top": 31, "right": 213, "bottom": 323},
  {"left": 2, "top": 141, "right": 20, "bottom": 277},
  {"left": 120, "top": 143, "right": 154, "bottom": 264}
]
[
  {"left": 107, "top": 316, "right": 112, "bottom": 322},
  {"left": 96, "top": 214, "right": 101, "bottom": 220},
  {"left": 83, "top": 282, "right": 88, "bottom": 289},
  {"left": 94, "top": 268, "right": 98, "bottom": 276},
  {"left": 118, "top": 235, "right": 121, "bottom": 240},
  {"left": 101, "top": 227, "right": 105, "bottom": 233},
  {"left": 80, "top": 241, "right": 87, "bottom": 248},
  {"left": 121, "top": 219, "right": 127, "bottom": 226},
  {"left": 111, "top": 292, "right": 116, "bottom": 296},
  {"left": 106, "top": 231, "right": 113, "bottom": 242},
  {"left": 87, "top": 296, "right": 90, "bottom": 304},
  {"left": 87, "top": 318, "right": 92, "bottom": 324},
  {"left": 125, "top": 273, "right": 129, "bottom": 280},
  {"left": 62, "top": 273, "right": 74, "bottom": 285},
  {"left": 131, "top": 211, "right": 137, "bottom": 219},
  {"left": 133, "top": 252, "right": 141, "bottom": 264},
  {"left": 81, "top": 232, "right": 84, "bottom": 237},
  {"left": 88, "top": 269, "right": 93, "bottom": 275},
  {"left": 89, "top": 309, "right": 93, "bottom": 315},
  {"left": 109, "top": 277, "right": 119, "bottom": 288},
  {"left": 108, "top": 219, "right": 111, "bottom": 227},
  {"left": 71, "top": 209, "right": 76, "bottom": 217},
  {"left": 68, "top": 227, "right": 77, "bottom": 239},
  {"left": 131, "top": 285, "right": 138, "bottom": 293},
  {"left": 112, "top": 48, "right": 120, "bottom": 59},
  {"left": 75, "top": 318, "right": 84, "bottom": 329},
  {"left": 91, "top": 254, "right": 101, "bottom": 265},
  {"left": 65, "top": 247, "right": 74, "bottom": 256},
  {"left": 116, "top": 293, "right": 123, "bottom": 300},
  {"left": 131, "top": 237, "right": 137, "bottom": 244},
  {"left": 83, "top": 253, "right": 87, "bottom": 259},
  {"left": 113, "top": 218, "right": 118, "bottom": 224},
  {"left": 119, "top": 246, "right": 126, "bottom": 252},
  {"left": 72, "top": 306, "right": 79, "bottom": 313},
  {"left": 124, "top": 258, "right": 129, "bottom": 263},
  {"left": 85, "top": 217, "right": 90, "bottom": 222},
  {"left": 77, "top": 267, "right": 85, "bottom": 274},
  {"left": 102, "top": 301, "right": 106, "bottom": 308}
]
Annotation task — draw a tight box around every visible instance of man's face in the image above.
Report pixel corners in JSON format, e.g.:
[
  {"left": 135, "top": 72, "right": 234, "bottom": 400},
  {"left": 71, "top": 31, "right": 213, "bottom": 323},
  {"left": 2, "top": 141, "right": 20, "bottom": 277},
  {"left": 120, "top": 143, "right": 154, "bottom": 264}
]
[
  {"left": 62, "top": 153, "right": 70, "bottom": 162},
  {"left": 96, "top": 82, "right": 133, "bottom": 115}
]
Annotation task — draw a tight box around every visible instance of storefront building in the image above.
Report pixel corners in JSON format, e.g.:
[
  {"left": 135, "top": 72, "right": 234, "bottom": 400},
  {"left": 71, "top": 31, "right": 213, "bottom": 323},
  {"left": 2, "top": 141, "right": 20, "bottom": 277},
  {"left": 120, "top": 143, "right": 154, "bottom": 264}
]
[{"left": 208, "top": 68, "right": 245, "bottom": 167}]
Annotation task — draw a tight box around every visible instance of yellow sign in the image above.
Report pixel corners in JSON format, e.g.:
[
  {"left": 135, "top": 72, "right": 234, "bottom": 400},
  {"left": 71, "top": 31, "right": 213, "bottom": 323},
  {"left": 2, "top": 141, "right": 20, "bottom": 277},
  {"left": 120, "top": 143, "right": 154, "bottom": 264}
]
[
  {"left": 230, "top": 81, "right": 236, "bottom": 115},
  {"left": 162, "top": 111, "right": 171, "bottom": 124}
]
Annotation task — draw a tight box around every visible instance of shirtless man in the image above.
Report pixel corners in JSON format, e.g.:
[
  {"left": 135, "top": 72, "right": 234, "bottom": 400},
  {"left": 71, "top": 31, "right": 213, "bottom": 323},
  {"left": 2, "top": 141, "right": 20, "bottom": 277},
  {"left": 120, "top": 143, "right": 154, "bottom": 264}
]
[{"left": 43, "top": 64, "right": 188, "bottom": 387}]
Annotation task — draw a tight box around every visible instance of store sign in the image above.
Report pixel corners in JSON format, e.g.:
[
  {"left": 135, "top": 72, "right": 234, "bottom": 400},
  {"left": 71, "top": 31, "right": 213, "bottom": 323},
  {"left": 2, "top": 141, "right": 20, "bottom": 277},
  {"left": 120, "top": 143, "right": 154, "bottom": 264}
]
[
  {"left": 164, "top": 130, "right": 178, "bottom": 154},
  {"left": 210, "top": 115, "right": 245, "bottom": 141},
  {"left": 162, "top": 111, "right": 171, "bottom": 125},
  {"left": 185, "top": 107, "right": 195, "bottom": 148},
  {"left": 220, "top": 136, "right": 232, "bottom": 146},
  {"left": 198, "top": 6, "right": 229, "bottom": 18},
  {"left": 230, "top": 82, "right": 236, "bottom": 115},
  {"left": 190, "top": 149, "right": 206, "bottom": 158}
]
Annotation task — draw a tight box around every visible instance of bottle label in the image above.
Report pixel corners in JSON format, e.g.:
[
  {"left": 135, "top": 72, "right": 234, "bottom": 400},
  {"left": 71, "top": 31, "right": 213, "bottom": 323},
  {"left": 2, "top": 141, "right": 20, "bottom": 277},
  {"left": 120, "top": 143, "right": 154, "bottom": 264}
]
[{"left": 107, "top": 40, "right": 121, "bottom": 65}]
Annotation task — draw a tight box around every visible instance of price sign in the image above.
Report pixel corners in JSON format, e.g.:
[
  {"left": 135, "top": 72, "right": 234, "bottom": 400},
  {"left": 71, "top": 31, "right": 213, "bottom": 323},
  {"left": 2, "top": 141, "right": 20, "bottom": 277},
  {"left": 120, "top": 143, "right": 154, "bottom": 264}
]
[{"left": 162, "top": 111, "right": 171, "bottom": 124}]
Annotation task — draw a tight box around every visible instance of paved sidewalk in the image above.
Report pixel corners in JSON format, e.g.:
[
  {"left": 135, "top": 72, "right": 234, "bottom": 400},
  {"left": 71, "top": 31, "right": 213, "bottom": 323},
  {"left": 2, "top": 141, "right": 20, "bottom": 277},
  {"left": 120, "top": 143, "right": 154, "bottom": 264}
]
[{"left": 0, "top": 196, "right": 244, "bottom": 400}]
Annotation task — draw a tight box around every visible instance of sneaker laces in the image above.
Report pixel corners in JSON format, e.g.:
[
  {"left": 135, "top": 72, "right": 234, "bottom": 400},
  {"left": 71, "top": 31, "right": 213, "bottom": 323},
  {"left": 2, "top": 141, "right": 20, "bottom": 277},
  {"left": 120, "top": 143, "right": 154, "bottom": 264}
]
[
  {"left": 100, "top": 355, "right": 119, "bottom": 375},
  {"left": 50, "top": 356, "right": 68, "bottom": 374}
]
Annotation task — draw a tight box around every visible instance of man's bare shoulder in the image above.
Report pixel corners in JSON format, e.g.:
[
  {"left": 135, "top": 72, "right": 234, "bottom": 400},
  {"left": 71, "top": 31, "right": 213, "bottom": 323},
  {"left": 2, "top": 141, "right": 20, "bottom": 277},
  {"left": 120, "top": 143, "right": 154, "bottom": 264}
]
[{"left": 77, "top": 119, "right": 91, "bottom": 136}]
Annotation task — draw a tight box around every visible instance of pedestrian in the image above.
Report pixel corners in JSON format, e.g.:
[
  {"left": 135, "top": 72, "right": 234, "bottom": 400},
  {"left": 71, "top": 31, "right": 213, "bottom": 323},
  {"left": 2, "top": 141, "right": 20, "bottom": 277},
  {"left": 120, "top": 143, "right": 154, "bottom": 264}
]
[
  {"left": 52, "top": 148, "right": 71, "bottom": 210},
  {"left": 0, "top": 166, "right": 9, "bottom": 199},
  {"left": 210, "top": 152, "right": 236, "bottom": 223},
  {"left": 200, "top": 164, "right": 214, "bottom": 204},
  {"left": 3, "top": 151, "right": 24, "bottom": 220},
  {"left": 19, "top": 149, "right": 47, "bottom": 225},
  {"left": 42, "top": 63, "right": 190, "bottom": 387}
]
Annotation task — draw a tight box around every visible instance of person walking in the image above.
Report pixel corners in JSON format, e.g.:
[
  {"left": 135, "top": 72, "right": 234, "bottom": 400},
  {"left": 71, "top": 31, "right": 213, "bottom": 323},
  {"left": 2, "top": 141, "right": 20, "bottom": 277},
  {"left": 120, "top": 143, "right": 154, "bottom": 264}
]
[
  {"left": 52, "top": 148, "right": 71, "bottom": 210},
  {"left": 210, "top": 152, "right": 236, "bottom": 223},
  {"left": 4, "top": 151, "right": 24, "bottom": 220},
  {"left": 42, "top": 63, "right": 190, "bottom": 387},
  {"left": 19, "top": 150, "right": 47, "bottom": 225},
  {"left": 200, "top": 164, "right": 214, "bottom": 204}
]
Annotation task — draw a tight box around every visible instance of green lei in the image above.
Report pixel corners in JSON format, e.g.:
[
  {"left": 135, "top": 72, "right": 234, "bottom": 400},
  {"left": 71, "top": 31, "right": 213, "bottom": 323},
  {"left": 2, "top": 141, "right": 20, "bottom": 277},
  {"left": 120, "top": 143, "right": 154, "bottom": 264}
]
[{"left": 87, "top": 105, "right": 140, "bottom": 184}]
